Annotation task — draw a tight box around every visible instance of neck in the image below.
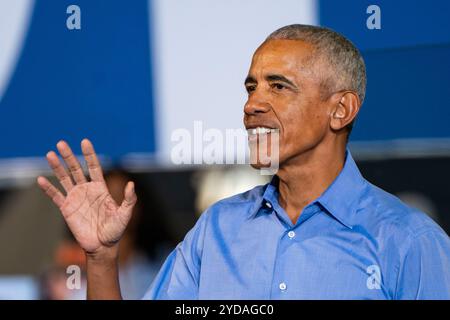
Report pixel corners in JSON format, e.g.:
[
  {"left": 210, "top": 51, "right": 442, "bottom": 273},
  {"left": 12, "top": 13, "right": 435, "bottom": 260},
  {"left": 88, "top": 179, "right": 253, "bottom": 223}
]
[{"left": 276, "top": 139, "right": 346, "bottom": 225}]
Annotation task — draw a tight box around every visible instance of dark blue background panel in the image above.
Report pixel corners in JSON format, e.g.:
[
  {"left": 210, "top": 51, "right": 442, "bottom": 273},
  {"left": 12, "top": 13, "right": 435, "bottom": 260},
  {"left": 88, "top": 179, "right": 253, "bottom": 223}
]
[
  {"left": 352, "top": 43, "right": 450, "bottom": 141},
  {"left": 320, "top": 0, "right": 450, "bottom": 141},
  {"left": 0, "top": 0, "right": 155, "bottom": 160},
  {"left": 319, "top": 0, "right": 450, "bottom": 51}
]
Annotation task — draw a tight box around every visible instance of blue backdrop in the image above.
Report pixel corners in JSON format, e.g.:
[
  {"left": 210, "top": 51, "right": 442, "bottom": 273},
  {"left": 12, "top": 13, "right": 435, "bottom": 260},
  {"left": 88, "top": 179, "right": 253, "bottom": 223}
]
[
  {"left": 320, "top": 0, "right": 450, "bottom": 141},
  {"left": 0, "top": 0, "right": 449, "bottom": 161},
  {"left": 0, "top": 0, "right": 156, "bottom": 159}
]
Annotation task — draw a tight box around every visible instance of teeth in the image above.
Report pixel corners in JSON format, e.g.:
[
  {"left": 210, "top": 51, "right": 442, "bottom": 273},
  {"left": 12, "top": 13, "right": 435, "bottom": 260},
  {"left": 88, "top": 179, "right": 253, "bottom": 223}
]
[{"left": 248, "top": 127, "right": 278, "bottom": 135}]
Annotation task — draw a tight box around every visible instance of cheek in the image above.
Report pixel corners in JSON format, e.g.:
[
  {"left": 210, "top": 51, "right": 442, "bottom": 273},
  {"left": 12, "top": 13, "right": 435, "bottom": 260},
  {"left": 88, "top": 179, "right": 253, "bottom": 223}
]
[
  {"left": 301, "top": 98, "right": 329, "bottom": 132},
  {"left": 280, "top": 100, "right": 329, "bottom": 147}
]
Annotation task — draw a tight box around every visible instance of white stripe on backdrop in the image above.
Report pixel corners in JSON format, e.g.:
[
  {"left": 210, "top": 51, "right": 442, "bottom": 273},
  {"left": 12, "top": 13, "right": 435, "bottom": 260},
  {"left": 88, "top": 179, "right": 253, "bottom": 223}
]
[
  {"left": 149, "top": 0, "right": 318, "bottom": 161},
  {"left": 0, "top": 0, "right": 35, "bottom": 102}
]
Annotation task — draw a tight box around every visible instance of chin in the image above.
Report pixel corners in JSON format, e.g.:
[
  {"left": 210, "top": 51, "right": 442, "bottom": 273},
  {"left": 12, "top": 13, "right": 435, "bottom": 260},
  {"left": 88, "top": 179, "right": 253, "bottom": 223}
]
[{"left": 248, "top": 143, "right": 284, "bottom": 169}]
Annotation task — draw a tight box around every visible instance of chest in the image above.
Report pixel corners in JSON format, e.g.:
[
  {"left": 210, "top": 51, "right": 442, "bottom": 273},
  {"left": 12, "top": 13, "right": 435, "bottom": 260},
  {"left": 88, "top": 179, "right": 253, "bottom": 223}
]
[{"left": 198, "top": 218, "right": 392, "bottom": 299}]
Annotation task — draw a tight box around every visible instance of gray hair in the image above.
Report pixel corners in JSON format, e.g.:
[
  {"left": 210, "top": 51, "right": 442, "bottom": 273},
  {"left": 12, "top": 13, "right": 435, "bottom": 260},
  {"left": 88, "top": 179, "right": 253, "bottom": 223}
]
[{"left": 266, "top": 24, "right": 366, "bottom": 133}]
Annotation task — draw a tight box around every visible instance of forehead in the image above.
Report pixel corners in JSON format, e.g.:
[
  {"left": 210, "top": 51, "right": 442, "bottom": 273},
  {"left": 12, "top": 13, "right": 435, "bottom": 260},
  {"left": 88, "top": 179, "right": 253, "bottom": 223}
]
[{"left": 249, "top": 39, "right": 316, "bottom": 77}]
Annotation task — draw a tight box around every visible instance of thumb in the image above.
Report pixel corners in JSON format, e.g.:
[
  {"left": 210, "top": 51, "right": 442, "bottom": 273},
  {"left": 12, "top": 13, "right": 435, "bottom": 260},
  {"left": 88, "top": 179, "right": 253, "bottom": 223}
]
[{"left": 119, "top": 181, "right": 137, "bottom": 213}]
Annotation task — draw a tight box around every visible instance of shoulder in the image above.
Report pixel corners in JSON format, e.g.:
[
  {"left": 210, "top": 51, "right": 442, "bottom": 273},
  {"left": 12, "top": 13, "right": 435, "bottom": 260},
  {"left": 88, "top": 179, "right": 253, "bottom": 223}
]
[
  {"left": 209, "top": 184, "right": 266, "bottom": 210},
  {"left": 196, "top": 183, "right": 267, "bottom": 230},
  {"left": 204, "top": 183, "right": 267, "bottom": 217},
  {"left": 178, "top": 184, "right": 267, "bottom": 251},
  {"left": 356, "top": 182, "right": 448, "bottom": 243}
]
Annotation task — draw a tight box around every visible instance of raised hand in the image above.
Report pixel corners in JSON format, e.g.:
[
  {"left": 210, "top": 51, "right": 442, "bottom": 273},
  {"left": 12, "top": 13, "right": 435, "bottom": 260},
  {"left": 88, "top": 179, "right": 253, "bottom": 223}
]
[{"left": 37, "top": 139, "right": 137, "bottom": 254}]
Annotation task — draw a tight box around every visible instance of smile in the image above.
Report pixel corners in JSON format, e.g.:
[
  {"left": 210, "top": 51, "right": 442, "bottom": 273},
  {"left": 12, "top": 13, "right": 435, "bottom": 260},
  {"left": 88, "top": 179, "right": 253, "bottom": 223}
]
[{"left": 247, "top": 127, "right": 279, "bottom": 135}]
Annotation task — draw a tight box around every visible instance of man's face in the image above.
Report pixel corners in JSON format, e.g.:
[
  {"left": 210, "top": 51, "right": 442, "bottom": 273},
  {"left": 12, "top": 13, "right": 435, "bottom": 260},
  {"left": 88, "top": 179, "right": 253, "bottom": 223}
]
[{"left": 244, "top": 39, "right": 333, "bottom": 168}]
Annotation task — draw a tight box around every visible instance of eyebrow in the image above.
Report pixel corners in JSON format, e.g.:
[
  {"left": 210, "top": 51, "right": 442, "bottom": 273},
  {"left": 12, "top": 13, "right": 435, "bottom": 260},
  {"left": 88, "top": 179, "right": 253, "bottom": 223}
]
[
  {"left": 244, "top": 74, "right": 298, "bottom": 90},
  {"left": 244, "top": 76, "right": 257, "bottom": 85},
  {"left": 266, "top": 74, "right": 298, "bottom": 89}
]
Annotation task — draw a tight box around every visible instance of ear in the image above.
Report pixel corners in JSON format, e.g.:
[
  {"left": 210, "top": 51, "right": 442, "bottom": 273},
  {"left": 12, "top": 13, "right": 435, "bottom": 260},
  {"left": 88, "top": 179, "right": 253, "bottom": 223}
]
[{"left": 330, "top": 91, "right": 360, "bottom": 131}]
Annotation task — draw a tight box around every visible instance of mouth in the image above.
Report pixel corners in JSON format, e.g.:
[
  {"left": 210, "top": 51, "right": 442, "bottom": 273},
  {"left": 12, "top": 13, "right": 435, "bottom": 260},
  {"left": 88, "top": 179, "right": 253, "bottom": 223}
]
[
  {"left": 246, "top": 126, "right": 279, "bottom": 135},
  {"left": 246, "top": 126, "right": 280, "bottom": 168},
  {"left": 246, "top": 126, "right": 280, "bottom": 148}
]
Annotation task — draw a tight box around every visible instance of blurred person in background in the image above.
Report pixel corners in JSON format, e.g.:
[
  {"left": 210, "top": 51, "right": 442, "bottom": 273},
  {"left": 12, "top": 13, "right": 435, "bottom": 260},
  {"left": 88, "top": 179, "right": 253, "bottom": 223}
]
[
  {"left": 104, "top": 169, "right": 174, "bottom": 299},
  {"left": 40, "top": 169, "right": 174, "bottom": 300},
  {"left": 39, "top": 234, "right": 86, "bottom": 300}
]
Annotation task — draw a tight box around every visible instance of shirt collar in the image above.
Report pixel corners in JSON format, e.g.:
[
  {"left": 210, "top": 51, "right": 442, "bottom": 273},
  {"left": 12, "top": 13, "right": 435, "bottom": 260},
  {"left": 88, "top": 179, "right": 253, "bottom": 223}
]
[
  {"left": 250, "top": 149, "right": 367, "bottom": 229},
  {"left": 316, "top": 149, "right": 367, "bottom": 229}
]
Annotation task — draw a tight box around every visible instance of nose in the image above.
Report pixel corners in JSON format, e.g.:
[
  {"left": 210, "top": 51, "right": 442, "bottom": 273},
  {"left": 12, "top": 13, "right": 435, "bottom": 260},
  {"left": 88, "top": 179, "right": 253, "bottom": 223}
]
[{"left": 244, "top": 95, "right": 271, "bottom": 116}]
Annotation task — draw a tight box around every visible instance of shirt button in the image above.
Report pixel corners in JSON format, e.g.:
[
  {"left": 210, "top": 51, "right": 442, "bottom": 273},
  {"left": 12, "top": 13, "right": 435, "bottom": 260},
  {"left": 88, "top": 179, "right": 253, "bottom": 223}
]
[
  {"left": 288, "top": 231, "right": 295, "bottom": 239},
  {"left": 279, "top": 282, "right": 287, "bottom": 291},
  {"left": 265, "top": 202, "right": 272, "bottom": 209}
]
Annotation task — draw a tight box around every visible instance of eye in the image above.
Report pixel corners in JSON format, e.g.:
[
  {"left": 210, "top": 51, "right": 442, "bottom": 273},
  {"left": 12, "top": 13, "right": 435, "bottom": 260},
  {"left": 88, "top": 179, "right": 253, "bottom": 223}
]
[
  {"left": 246, "top": 85, "right": 256, "bottom": 93},
  {"left": 271, "top": 83, "right": 286, "bottom": 90}
]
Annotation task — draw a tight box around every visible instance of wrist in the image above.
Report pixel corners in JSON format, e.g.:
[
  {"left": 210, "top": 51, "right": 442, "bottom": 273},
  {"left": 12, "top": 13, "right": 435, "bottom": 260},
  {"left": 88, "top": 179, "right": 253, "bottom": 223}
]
[{"left": 85, "top": 244, "right": 119, "bottom": 263}]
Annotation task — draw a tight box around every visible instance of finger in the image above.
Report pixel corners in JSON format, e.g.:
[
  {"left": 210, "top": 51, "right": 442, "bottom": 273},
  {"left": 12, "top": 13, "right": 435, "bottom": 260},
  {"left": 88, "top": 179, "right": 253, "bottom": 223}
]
[
  {"left": 37, "top": 176, "right": 65, "bottom": 208},
  {"left": 56, "top": 140, "right": 87, "bottom": 184},
  {"left": 118, "top": 181, "right": 137, "bottom": 215},
  {"left": 81, "top": 138, "right": 104, "bottom": 182},
  {"left": 46, "top": 151, "right": 74, "bottom": 192}
]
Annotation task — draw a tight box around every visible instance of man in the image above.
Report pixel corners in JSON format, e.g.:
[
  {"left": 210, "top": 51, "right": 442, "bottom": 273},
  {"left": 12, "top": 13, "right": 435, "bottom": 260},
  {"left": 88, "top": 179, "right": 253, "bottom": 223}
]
[{"left": 37, "top": 24, "right": 450, "bottom": 299}]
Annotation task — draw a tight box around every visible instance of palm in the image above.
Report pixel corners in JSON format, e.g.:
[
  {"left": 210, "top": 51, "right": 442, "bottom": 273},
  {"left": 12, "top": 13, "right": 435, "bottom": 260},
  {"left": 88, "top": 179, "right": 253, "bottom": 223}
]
[
  {"left": 61, "top": 182, "right": 124, "bottom": 252},
  {"left": 37, "top": 139, "right": 136, "bottom": 254}
]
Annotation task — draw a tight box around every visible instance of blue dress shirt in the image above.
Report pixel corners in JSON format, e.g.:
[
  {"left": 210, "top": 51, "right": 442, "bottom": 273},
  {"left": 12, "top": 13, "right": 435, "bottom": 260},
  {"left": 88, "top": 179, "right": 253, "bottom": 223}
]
[{"left": 144, "top": 151, "right": 450, "bottom": 299}]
